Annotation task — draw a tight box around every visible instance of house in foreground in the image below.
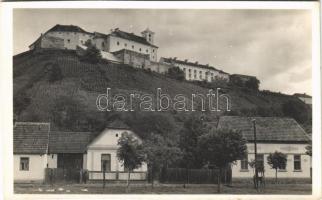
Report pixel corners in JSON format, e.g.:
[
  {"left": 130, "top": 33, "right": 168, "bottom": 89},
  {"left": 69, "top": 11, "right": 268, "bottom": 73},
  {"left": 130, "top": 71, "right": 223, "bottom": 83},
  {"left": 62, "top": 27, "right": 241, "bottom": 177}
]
[
  {"left": 217, "top": 116, "right": 312, "bottom": 180},
  {"left": 13, "top": 122, "right": 50, "bottom": 182},
  {"left": 14, "top": 120, "right": 147, "bottom": 183},
  {"left": 14, "top": 116, "right": 311, "bottom": 183}
]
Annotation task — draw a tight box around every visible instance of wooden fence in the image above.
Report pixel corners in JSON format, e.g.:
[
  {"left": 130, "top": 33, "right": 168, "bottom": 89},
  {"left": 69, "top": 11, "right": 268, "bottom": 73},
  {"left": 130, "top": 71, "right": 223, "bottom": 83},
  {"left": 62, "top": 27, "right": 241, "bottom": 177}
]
[
  {"left": 88, "top": 171, "right": 147, "bottom": 181},
  {"left": 45, "top": 168, "right": 81, "bottom": 184},
  {"left": 160, "top": 168, "right": 231, "bottom": 184}
]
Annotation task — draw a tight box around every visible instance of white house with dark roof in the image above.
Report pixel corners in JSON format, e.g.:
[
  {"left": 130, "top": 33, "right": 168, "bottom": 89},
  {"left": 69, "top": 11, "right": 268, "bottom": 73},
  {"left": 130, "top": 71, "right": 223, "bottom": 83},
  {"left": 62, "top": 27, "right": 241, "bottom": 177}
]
[
  {"left": 217, "top": 116, "right": 312, "bottom": 180},
  {"left": 160, "top": 57, "right": 230, "bottom": 82},
  {"left": 13, "top": 120, "right": 147, "bottom": 183},
  {"left": 13, "top": 122, "right": 50, "bottom": 182},
  {"left": 85, "top": 120, "right": 147, "bottom": 181}
]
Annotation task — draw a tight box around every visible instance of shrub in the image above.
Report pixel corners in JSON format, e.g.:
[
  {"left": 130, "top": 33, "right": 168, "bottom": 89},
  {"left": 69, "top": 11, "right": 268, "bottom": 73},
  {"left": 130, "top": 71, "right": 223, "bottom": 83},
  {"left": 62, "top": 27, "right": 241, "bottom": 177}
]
[{"left": 167, "top": 67, "right": 185, "bottom": 81}]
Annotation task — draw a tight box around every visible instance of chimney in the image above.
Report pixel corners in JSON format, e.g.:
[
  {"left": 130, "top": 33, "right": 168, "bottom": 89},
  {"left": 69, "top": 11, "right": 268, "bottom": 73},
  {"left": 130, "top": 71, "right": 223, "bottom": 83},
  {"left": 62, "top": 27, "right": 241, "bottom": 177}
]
[
  {"left": 174, "top": 57, "right": 177, "bottom": 60},
  {"left": 184, "top": 59, "right": 188, "bottom": 62},
  {"left": 195, "top": 61, "right": 199, "bottom": 65}
]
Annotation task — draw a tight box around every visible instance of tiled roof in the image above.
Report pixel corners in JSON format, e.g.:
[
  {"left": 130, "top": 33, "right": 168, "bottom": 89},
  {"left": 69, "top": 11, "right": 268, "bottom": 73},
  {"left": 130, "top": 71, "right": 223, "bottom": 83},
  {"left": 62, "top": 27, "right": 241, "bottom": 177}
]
[
  {"left": 230, "top": 74, "right": 257, "bottom": 79},
  {"left": 110, "top": 29, "right": 158, "bottom": 48},
  {"left": 46, "top": 24, "right": 92, "bottom": 34},
  {"left": 49, "top": 131, "right": 94, "bottom": 153},
  {"left": 14, "top": 122, "right": 50, "bottom": 154},
  {"left": 217, "top": 116, "right": 310, "bottom": 143},
  {"left": 293, "top": 93, "right": 312, "bottom": 98},
  {"left": 161, "top": 57, "right": 228, "bottom": 74},
  {"left": 93, "top": 32, "right": 108, "bottom": 38},
  {"left": 106, "top": 119, "right": 130, "bottom": 130}
]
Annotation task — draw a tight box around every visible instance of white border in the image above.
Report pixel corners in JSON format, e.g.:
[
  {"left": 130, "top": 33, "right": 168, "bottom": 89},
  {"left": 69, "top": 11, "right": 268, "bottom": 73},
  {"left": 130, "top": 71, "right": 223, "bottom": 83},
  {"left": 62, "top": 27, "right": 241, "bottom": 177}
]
[{"left": 0, "top": 1, "right": 320, "bottom": 200}]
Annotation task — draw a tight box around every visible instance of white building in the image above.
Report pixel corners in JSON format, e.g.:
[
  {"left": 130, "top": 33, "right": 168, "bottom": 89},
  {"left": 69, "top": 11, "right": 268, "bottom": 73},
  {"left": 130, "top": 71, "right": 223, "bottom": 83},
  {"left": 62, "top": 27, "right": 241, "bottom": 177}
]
[
  {"left": 160, "top": 57, "right": 229, "bottom": 82},
  {"left": 29, "top": 25, "right": 158, "bottom": 62},
  {"left": 13, "top": 122, "right": 50, "bottom": 183},
  {"left": 29, "top": 24, "right": 93, "bottom": 50},
  {"left": 14, "top": 120, "right": 147, "bottom": 183},
  {"left": 85, "top": 120, "right": 147, "bottom": 181},
  {"left": 105, "top": 28, "right": 158, "bottom": 62},
  {"left": 293, "top": 93, "right": 312, "bottom": 105},
  {"left": 217, "top": 116, "right": 312, "bottom": 180}
]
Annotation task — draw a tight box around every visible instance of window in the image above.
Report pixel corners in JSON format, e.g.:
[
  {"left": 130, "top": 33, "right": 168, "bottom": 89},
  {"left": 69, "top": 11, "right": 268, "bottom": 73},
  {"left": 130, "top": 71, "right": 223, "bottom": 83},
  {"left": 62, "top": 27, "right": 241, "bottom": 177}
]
[
  {"left": 183, "top": 68, "right": 186, "bottom": 72},
  {"left": 139, "top": 48, "right": 142, "bottom": 52},
  {"left": 194, "top": 70, "right": 197, "bottom": 73},
  {"left": 101, "top": 154, "right": 111, "bottom": 172},
  {"left": 81, "top": 40, "right": 84, "bottom": 44},
  {"left": 20, "top": 157, "right": 29, "bottom": 171},
  {"left": 132, "top": 45, "right": 134, "bottom": 49},
  {"left": 116, "top": 133, "right": 118, "bottom": 137},
  {"left": 146, "top": 49, "right": 148, "bottom": 53},
  {"left": 102, "top": 42, "right": 105, "bottom": 47},
  {"left": 67, "top": 39, "right": 70, "bottom": 43},
  {"left": 124, "top": 43, "right": 127, "bottom": 47},
  {"left": 117, "top": 41, "right": 120, "bottom": 45},
  {"left": 256, "top": 154, "right": 264, "bottom": 169},
  {"left": 199, "top": 71, "right": 202, "bottom": 74},
  {"left": 294, "top": 155, "right": 301, "bottom": 170},
  {"left": 241, "top": 154, "right": 248, "bottom": 170},
  {"left": 188, "top": 69, "right": 191, "bottom": 72},
  {"left": 153, "top": 49, "right": 155, "bottom": 52}
]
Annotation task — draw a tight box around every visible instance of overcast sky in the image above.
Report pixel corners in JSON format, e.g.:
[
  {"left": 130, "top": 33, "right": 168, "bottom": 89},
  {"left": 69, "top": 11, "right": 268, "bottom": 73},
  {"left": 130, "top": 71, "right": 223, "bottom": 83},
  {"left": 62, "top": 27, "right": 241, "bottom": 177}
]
[{"left": 13, "top": 9, "right": 312, "bottom": 95}]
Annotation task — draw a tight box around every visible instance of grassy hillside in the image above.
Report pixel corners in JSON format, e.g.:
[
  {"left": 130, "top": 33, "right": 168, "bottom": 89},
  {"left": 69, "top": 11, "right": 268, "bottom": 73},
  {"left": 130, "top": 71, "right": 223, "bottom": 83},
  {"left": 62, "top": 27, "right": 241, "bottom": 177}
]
[{"left": 13, "top": 49, "right": 308, "bottom": 131}]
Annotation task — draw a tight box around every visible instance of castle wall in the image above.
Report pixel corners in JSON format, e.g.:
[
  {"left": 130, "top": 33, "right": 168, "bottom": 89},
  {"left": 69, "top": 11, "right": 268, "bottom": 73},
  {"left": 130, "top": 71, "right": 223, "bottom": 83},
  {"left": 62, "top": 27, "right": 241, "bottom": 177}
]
[
  {"left": 108, "top": 35, "right": 157, "bottom": 62},
  {"left": 113, "top": 49, "right": 150, "bottom": 69}
]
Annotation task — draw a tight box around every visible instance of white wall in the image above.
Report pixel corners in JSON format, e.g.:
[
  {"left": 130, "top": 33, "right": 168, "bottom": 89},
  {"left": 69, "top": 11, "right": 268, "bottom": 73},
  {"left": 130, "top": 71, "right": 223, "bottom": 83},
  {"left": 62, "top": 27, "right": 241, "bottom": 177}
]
[
  {"left": 47, "top": 154, "right": 57, "bottom": 168},
  {"left": 173, "top": 62, "right": 229, "bottom": 82},
  {"left": 108, "top": 36, "right": 158, "bottom": 61},
  {"left": 46, "top": 31, "right": 93, "bottom": 50},
  {"left": 232, "top": 143, "right": 311, "bottom": 178},
  {"left": 14, "top": 154, "right": 47, "bottom": 182},
  {"left": 86, "top": 128, "right": 147, "bottom": 174}
]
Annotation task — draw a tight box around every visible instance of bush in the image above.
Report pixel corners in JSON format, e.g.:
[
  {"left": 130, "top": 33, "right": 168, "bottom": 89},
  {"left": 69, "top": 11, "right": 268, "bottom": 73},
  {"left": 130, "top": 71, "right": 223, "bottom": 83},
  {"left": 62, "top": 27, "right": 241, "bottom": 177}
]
[
  {"left": 79, "top": 40, "right": 102, "bottom": 64},
  {"left": 167, "top": 67, "right": 185, "bottom": 81}
]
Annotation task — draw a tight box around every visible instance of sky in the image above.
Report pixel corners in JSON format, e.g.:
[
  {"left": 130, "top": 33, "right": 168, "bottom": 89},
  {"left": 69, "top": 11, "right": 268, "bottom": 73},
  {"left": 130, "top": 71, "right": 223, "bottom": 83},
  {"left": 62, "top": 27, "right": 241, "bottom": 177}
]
[{"left": 13, "top": 9, "right": 312, "bottom": 95}]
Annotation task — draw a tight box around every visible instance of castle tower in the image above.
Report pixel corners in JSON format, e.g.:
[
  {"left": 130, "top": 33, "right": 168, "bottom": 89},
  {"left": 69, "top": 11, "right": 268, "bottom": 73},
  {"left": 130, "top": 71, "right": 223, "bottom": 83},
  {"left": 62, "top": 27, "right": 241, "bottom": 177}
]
[{"left": 141, "top": 28, "right": 155, "bottom": 44}]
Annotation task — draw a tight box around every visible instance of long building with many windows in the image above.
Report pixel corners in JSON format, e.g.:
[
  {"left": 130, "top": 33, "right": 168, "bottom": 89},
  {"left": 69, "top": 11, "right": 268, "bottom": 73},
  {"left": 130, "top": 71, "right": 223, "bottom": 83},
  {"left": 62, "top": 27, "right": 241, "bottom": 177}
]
[{"left": 160, "top": 57, "right": 229, "bottom": 82}]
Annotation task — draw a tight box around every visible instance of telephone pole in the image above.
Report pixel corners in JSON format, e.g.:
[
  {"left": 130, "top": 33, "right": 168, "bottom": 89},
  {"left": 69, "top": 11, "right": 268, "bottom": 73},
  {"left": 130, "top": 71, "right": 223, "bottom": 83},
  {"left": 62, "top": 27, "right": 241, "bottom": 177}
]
[{"left": 252, "top": 119, "right": 258, "bottom": 190}]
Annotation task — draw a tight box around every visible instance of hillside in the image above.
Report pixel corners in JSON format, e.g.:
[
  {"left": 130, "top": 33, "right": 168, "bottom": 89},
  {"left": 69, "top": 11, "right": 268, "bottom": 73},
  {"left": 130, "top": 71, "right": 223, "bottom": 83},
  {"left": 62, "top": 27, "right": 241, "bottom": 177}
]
[{"left": 13, "top": 49, "right": 308, "bottom": 131}]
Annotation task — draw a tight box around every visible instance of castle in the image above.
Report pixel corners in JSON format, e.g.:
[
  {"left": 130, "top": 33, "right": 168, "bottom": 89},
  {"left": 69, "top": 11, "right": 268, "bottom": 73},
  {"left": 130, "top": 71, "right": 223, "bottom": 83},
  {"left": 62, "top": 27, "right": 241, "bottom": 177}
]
[{"left": 29, "top": 24, "right": 255, "bottom": 83}]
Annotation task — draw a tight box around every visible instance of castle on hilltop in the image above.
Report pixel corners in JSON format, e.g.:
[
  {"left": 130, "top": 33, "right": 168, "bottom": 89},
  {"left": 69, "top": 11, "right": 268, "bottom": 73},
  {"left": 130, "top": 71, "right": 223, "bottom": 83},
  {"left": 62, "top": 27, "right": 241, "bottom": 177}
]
[{"left": 29, "top": 24, "right": 257, "bottom": 84}]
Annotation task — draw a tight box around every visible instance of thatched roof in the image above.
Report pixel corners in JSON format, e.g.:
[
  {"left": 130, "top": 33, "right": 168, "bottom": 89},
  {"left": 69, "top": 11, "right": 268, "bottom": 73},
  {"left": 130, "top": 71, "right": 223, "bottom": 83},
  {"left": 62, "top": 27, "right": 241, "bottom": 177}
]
[
  {"left": 14, "top": 122, "right": 50, "bottom": 154},
  {"left": 217, "top": 116, "right": 310, "bottom": 143}
]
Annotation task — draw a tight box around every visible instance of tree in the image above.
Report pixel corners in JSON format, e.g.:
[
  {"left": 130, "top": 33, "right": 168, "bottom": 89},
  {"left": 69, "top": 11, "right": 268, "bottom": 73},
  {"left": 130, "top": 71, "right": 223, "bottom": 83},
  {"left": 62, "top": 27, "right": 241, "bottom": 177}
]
[
  {"left": 117, "top": 132, "right": 145, "bottom": 189},
  {"left": 142, "top": 133, "right": 182, "bottom": 188},
  {"left": 167, "top": 66, "right": 185, "bottom": 81},
  {"left": 79, "top": 39, "right": 102, "bottom": 64},
  {"left": 282, "top": 99, "right": 310, "bottom": 124},
  {"left": 198, "top": 128, "right": 247, "bottom": 193},
  {"left": 179, "top": 114, "right": 208, "bottom": 169},
  {"left": 267, "top": 151, "right": 287, "bottom": 184},
  {"left": 245, "top": 77, "right": 260, "bottom": 90}
]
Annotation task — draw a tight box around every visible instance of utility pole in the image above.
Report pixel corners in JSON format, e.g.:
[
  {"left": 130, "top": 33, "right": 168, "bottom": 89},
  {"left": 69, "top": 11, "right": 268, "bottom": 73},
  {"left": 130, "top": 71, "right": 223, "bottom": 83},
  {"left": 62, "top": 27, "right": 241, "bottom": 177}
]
[{"left": 252, "top": 119, "right": 258, "bottom": 190}]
